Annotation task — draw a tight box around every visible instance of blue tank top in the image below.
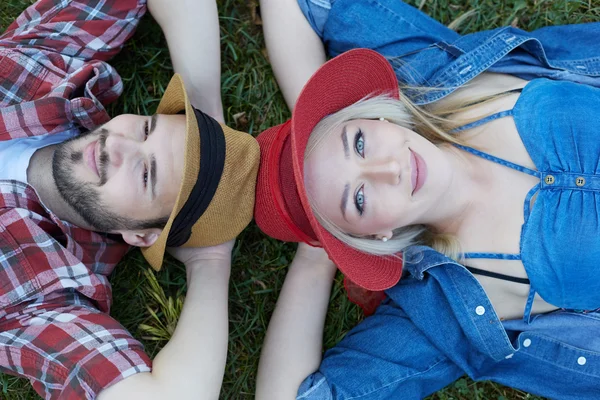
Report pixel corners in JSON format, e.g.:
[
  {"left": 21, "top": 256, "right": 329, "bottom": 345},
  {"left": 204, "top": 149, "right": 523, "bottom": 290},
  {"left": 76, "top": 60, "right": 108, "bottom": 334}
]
[{"left": 452, "top": 78, "right": 600, "bottom": 320}]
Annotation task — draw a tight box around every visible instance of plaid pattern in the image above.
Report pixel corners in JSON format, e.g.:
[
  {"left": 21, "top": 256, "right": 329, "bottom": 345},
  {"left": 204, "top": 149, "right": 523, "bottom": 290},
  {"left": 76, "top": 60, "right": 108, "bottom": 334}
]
[{"left": 0, "top": 0, "right": 152, "bottom": 398}]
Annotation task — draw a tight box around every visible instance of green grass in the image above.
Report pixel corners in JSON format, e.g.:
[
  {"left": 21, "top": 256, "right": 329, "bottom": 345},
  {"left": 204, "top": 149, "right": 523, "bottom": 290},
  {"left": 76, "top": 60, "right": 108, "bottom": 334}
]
[{"left": 1, "top": 0, "right": 599, "bottom": 398}]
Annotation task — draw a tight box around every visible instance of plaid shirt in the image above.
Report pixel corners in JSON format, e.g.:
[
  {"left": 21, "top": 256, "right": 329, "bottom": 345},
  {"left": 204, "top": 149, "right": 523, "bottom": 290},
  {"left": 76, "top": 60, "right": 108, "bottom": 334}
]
[{"left": 0, "top": 0, "right": 152, "bottom": 398}]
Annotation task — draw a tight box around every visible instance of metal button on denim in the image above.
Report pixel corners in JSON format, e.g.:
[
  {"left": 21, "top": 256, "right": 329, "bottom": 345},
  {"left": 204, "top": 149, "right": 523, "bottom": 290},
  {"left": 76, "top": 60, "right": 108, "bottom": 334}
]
[
  {"left": 523, "top": 339, "right": 532, "bottom": 347},
  {"left": 578, "top": 356, "right": 587, "bottom": 365}
]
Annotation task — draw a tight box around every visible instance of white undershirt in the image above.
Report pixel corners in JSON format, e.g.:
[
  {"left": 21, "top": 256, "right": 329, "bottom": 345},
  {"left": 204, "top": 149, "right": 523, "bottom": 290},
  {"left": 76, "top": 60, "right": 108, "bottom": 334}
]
[{"left": 0, "top": 129, "right": 79, "bottom": 183}]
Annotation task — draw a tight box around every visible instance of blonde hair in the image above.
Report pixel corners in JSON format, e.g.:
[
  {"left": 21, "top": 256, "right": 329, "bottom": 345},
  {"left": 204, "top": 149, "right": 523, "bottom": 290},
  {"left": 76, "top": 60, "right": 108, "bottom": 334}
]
[{"left": 304, "top": 94, "right": 467, "bottom": 260}]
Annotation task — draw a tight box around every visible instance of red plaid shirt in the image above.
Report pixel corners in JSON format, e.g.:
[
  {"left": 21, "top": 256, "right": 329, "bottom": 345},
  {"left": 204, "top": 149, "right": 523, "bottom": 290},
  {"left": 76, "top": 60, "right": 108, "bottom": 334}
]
[{"left": 0, "top": 1, "right": 152, "bottom": 398}]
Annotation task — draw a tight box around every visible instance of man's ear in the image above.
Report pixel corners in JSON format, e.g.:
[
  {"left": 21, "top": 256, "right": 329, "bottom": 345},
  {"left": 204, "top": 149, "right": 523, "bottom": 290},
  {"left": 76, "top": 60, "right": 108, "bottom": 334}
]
[{"left": 120, "top": 229, "right": 162, "bottom": 247}]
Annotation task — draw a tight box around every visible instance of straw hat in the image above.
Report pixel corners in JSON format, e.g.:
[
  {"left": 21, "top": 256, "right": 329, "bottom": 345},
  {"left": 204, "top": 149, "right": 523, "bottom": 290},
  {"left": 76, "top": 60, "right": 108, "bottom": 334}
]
[
  {"left": 142, "top": 74, "right": 259, "bottom": 270},
  {"left": 254, "top": 49, "right": 403, "bottom": 291}
]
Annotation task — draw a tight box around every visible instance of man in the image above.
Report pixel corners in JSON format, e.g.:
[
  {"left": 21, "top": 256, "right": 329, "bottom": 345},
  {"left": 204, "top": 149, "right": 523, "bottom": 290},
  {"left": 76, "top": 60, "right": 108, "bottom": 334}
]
[{"left": 0, "top": 0, "right": 259, "bottom": 398}]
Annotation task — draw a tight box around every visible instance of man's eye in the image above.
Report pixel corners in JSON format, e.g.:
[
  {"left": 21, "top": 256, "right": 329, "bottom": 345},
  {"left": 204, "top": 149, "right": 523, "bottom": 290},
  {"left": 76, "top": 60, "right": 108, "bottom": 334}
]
[
  {"left": 144, "top": 120, "right": 149, "bottom": 140},
  {"left": 355, "top": 185, "right": 365, "bottom": 216},
  {"left": 354, "top": 129, "right": 364, "bottom": 157}
]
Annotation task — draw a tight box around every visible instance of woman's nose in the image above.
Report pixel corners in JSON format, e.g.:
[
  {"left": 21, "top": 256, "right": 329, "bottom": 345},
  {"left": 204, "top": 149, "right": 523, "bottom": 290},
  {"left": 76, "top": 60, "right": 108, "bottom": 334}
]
[
  {"left": 104, "top": 134, "right": 139, "bottom": 168},
  {"left": 362, "top": 158, "right": 401, "bottom": 185}
]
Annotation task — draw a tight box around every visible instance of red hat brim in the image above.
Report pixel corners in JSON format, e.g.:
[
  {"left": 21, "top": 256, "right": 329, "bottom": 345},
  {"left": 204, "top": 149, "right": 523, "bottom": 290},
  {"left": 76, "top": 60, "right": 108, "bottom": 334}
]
[{"left": 255, "top": 49, "right": 404, "bottom": 291}]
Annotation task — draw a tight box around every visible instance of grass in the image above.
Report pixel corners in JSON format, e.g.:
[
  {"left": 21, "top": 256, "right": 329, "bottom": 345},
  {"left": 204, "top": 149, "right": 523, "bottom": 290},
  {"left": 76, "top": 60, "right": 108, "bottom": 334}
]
[{"left": 1, "top": 0, "right": 599, "bottom": 399}]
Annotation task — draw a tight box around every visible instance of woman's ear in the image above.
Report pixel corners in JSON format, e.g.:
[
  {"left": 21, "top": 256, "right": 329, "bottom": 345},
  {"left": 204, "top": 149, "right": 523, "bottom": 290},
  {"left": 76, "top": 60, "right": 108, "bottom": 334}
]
[
  {"left": 374, "top": 230, "right": 394, "bottom": 242},
  {"left": 120, "top": 229, "right": 162, "bottom": 247}
]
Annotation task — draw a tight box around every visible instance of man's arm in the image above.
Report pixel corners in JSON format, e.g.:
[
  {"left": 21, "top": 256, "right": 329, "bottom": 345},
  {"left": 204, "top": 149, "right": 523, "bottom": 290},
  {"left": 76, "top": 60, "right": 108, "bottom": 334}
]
[
  {"left": 148, "top": 0, "right": 224, "bottom": 122},
  {"left": 98, "top": 241, "right": 233, "bottom": 400},
  {"left": 260, "top": 0, "right": 326, "bottom": 110},
  {"left": 100, "top": 2, "right": 233, "bottom": 397},
  {"left": 256, "top": 244, "right": 337, "bottom": 399}
]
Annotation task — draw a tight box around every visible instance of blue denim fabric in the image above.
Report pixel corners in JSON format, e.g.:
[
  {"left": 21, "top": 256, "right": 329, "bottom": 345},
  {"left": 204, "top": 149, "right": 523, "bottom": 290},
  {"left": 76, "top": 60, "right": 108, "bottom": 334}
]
[
  {"left": 295, "top": 1, "right": 600, "bottom": 398},
  {"left": 297, "top": 0, "right": 600, "bottom": 104},
  {"left": 452, "top": 79, "right": 600, "bottom": 318},
  {"left": 298, "top": 248, "right": 600, "bottom": 399}
]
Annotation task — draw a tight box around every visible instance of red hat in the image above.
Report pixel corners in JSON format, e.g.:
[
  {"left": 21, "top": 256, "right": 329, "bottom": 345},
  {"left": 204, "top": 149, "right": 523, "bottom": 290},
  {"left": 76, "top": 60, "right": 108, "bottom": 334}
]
[{"left": 255, "top": 49, "right": 403, "bottom": 291}]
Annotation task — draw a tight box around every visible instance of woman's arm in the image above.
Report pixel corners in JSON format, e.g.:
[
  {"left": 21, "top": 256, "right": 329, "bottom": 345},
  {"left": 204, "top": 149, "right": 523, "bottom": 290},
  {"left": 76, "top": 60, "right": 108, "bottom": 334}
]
[
  {"left": 260, "top": 0, "right": 326, "bottom": 110},
  {"left": 256, "top": 244, "right": 337, "bottom": 399},
  {"left": 99, "top": 241, "right": 234, "bottom": 400}
]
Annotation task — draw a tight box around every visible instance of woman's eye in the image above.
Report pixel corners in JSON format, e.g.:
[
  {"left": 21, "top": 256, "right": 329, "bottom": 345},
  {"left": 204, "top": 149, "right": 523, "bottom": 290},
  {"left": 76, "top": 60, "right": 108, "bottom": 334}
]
[
  {"left": 143, "top": 166, "right": 148, "bottom": 187},
  {"left": 354, "top": 185, "right": 365, "bottom": 215},
  {"left": 354, "top": 129, "right": 364, "bottom": 157}
]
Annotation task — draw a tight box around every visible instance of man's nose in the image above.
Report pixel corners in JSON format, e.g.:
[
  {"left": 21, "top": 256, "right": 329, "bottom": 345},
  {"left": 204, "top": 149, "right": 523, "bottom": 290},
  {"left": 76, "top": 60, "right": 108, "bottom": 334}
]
[
  {"left": 104, "top": 134, "right": 139, "bottom": 168},
  {"left": 362, "top": 158, "right": 401, "bottom": 185}
]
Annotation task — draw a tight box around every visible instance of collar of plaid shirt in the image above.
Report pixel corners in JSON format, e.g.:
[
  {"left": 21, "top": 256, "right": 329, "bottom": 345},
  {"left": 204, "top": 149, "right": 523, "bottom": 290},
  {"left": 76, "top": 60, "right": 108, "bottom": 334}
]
[{"left": 0, "top": 0, "right": 143, "bottom": 312}]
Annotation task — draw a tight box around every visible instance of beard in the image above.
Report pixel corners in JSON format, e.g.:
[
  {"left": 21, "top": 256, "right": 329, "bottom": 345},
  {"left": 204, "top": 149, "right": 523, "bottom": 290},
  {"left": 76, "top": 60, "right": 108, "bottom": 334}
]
[{"left": 52, "top": 127, "right": 129, "bottom": 232}]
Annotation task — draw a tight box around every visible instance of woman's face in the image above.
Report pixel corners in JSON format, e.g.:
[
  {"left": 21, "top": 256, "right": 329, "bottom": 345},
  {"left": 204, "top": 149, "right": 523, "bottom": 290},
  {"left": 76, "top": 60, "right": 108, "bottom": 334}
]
[{"left": 304, "top": 118, "right": 452, "bottom": 238}]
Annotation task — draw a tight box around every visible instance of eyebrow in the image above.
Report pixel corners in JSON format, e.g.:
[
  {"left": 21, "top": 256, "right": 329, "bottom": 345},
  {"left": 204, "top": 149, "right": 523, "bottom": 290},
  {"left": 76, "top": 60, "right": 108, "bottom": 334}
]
[
  {"left": 340, "top": 182, "right": 350, "bottom": 222},
  {"left": 150, "top": 114, "right": 158, "bottom": 136},
  {"left": 148, "top": 114, "right": 159, "bottom": 200},
  {"left": 150, "top": 155, "right": 157, "bottom": 200},
  {"left": 341, "top": 126, "right": 350, "bottom": 159}
]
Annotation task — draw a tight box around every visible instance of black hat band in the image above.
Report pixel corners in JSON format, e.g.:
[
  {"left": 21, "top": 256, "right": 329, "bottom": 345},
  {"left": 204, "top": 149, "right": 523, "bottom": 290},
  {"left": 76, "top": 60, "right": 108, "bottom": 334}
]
[{"left": 166, "top": 108, "right": 226, "bottom": 247}]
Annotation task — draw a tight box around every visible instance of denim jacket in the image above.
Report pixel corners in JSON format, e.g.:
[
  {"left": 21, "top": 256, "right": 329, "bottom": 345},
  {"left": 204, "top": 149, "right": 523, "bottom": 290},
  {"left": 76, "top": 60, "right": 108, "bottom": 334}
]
[
  {"left": 299, "top": 0, "right": 600, "bottom": 104},
  {"left": 298, "top": 247, "right": 600, "bottom": 399},
  {"left": 296, "top": 0, "right": 600, "bottom": 398}
]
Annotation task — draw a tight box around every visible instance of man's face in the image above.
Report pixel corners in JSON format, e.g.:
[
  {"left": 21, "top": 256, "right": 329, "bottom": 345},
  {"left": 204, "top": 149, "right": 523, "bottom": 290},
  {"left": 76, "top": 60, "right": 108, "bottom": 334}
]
[{"left": 53, "top": 113, "right": 186, "bottom": 234}]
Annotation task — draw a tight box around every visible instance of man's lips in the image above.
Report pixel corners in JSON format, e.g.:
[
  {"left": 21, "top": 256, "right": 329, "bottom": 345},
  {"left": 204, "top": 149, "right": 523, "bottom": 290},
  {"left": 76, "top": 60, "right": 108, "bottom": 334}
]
[{"left": 84, "top": 140, "right": 100, "bottom": 178}]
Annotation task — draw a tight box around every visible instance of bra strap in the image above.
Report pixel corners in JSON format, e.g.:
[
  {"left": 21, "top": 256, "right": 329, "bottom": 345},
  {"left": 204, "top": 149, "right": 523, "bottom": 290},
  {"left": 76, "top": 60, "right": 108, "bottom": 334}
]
[{"left": 465, "top": 265, "right": 530, "bottom": 285}]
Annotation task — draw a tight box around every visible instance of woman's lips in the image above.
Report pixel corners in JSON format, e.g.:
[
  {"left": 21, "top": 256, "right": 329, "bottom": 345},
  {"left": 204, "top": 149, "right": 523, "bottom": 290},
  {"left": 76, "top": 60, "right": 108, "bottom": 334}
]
[
  {"left": 84, "top": 140, "right": 100, "bottom": 178},
  {"left": 410, "top": 149, "right": 427, "bottom": 195}
]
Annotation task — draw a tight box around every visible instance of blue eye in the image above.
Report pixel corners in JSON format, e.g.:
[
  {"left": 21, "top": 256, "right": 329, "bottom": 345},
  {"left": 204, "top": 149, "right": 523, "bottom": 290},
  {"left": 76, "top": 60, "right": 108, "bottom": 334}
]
[
  {"left": 355, "top": 185, "right": 365, "bottom": 215},
  {"left": 354, "top": 129, "right": 364, "bottom": 157},
  {"left": 143, "top": 165, "right": 148, "bottom": 187}
]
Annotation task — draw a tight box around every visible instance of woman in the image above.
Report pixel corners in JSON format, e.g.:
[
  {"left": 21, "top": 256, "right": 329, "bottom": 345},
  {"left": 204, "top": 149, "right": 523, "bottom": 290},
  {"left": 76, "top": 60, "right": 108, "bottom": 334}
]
[{"left": 254, "top": 0, "right": 600, "bottom": 399}]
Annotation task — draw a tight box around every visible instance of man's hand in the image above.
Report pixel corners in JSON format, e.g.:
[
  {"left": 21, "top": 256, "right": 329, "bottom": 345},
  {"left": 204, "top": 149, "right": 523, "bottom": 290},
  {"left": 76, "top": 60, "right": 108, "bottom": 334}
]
[
  {"left": 167, "top": 239, "right": 235, "bottom": 266},
  {"left": 293, "top": 243, "right": 334, "bottom": 267}
]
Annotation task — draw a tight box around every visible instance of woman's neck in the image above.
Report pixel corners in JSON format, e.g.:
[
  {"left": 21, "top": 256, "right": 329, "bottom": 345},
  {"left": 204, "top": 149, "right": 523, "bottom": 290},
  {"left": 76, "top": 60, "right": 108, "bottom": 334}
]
[{"left": 421, "top": 143, "right": 491, "bottom": 236}]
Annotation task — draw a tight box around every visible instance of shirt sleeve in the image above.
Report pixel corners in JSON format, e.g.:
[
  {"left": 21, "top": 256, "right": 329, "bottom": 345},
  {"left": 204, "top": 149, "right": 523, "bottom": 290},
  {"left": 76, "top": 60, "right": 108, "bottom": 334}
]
[
  {"left": 0, "top": 296, "right": 151, "bottom": 400},
  {"left": 0, "top": 0, "right": 146, "bottom": 139},
  {"left": 299, "top": 0, "right": 462, "bottom": 88},
  {"left": 0, "top": 0, "right": 146, "bottom": 63},
  {"left": 297, "top": 298, "right": 464, "bottom": 399}
]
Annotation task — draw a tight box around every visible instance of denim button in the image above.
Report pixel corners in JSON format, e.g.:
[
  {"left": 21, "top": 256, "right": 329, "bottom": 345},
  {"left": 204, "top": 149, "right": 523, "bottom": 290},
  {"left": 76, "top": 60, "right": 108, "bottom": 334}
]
[
  {"left": 576, "top": 177, "right": 586, "bottom": 187},
  {"left": 578, "top": 356, "right": 587, "bottom": 365},
  {"left": 475, "top": 306, "right": 485, "bottom": 315},
  {"left": 523, "top": 338, "right": 532, "bottom": 347},
  {"left": 544, "top": 175, "right": 555, "bottom": 185}
]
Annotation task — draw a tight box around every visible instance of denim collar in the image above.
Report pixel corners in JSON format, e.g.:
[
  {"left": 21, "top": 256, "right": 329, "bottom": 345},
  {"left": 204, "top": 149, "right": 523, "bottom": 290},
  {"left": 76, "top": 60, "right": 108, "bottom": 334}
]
[{"left": 402, "top": 245, "right": 461, "bottom": 278}]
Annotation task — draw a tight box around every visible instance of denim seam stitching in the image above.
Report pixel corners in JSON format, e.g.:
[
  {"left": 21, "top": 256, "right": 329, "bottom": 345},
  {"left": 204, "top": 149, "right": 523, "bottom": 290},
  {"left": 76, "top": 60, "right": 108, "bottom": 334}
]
[
  {"left": 297, "top": 376, "right": 328, "bottom": 399},
  {"left": 344, "top": 357, "right": 449, "bottom": 399}
]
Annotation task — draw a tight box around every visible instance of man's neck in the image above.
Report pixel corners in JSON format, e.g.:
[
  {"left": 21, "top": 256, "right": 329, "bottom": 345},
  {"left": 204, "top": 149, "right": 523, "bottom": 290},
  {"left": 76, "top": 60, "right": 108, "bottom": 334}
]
[{"left": 27, "top": 146, "right": 91, "bottom": 229}]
